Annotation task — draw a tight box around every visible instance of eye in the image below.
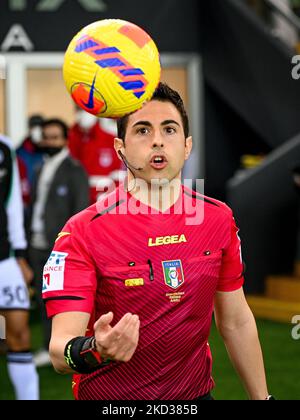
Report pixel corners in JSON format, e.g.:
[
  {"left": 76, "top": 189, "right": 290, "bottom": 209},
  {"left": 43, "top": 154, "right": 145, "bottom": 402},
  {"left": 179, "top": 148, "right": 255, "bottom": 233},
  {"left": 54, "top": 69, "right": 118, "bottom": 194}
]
[
  {"left": 165, "top": 126, "right": 176, "bottom": 134},
  {"left": 136, "top": 127, "right": 150, "bottom": 135}
]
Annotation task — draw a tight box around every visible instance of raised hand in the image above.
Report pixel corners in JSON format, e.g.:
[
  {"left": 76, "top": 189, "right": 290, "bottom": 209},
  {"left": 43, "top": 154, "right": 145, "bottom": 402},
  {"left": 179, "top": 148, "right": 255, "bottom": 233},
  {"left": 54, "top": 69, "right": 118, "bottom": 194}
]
[{"left": 93, "top": 312, "right": 140, "bottom": 363}]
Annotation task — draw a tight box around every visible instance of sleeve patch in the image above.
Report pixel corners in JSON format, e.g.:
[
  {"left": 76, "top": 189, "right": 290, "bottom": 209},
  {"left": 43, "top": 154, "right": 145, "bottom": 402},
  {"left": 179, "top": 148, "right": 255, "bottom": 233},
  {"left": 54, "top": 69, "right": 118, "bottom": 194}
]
[{"left": 43, "top": 252, "right": 68, "bottom": 293}]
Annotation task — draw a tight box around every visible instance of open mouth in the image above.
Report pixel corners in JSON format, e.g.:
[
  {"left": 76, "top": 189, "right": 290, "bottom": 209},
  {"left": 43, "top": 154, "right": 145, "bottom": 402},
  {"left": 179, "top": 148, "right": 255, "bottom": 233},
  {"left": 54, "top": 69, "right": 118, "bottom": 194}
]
[
  {"left": 150, "top": 155, "right": 167, "bottom": 164},
  {"left": 150, "top": 155, "right": 168, "bottom": 169}
]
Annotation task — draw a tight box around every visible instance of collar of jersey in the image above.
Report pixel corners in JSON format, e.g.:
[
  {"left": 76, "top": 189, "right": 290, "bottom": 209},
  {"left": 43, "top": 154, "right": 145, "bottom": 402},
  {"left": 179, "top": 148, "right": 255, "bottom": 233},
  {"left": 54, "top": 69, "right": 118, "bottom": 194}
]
[{"left": 123, "top": 184, "right": 184, "bottom": 215}]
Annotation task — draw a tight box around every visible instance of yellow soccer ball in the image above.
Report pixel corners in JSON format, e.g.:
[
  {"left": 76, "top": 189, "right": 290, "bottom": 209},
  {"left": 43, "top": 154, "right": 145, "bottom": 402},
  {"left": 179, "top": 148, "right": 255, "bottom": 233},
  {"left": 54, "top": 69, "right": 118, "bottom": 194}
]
[{"left": 63, "top": 19, "right": 161, "bottom": 118}]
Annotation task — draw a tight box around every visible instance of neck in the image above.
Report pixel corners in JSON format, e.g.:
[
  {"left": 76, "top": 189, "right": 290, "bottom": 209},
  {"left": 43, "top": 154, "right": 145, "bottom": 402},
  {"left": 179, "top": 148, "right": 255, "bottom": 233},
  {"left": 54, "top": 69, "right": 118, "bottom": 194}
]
[{"left": 127, "top": 173, "right": 182, "bottom": 212}]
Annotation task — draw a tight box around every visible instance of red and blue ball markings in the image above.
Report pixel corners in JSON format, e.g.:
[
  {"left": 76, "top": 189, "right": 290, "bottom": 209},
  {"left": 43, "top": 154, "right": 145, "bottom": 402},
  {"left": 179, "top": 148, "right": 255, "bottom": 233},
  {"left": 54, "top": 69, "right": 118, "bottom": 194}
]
[
  {"left": 71, "top": 24, "right": 153, "bottom": 114},
  {"left": 71, "top": 79, "right": 107, "bottom": 115}
]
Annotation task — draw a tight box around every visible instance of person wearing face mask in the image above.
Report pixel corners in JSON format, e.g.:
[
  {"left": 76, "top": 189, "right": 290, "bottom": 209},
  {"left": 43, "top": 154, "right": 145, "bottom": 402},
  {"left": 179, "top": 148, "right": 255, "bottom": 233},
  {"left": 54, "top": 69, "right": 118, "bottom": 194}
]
[
  {"left": 29, "top": 118, "right": 89, "bottom": 367},
  {"left": 69, "top": 108, "right": 126, "bottom": 203},
  {"left": 17, "top": 115, "right": 44, "bottom": 195},
  {"left": 17, "top": 116, "right": 45, "bottom": 244}
]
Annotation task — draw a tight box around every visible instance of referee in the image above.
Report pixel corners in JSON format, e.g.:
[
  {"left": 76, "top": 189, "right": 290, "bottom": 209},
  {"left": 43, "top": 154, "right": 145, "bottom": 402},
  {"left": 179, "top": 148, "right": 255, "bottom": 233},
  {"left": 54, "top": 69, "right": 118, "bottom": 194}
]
[{"left": 43, "top": 83, "right": 272, "bottom": 400}]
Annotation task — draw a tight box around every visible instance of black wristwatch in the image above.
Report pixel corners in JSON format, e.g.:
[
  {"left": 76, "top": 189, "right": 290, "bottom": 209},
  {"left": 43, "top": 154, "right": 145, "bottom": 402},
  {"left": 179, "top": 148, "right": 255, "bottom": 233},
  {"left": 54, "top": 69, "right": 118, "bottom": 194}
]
[
  {"left": 79, "top": 337, "right": 104, "bottom": 367},
  {"left": 64, "top": 336, "right": 111, "bottom": 374}
]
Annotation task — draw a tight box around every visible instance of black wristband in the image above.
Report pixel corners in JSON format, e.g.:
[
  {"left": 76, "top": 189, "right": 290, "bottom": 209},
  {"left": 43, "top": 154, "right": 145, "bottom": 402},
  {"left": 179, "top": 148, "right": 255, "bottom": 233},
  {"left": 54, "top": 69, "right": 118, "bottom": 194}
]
[
  {"left": 64, "top": 336, "right": 109, "bottom": 374},
  {"left": 14, "top": 249, "right": 27, "bottom": 259}
]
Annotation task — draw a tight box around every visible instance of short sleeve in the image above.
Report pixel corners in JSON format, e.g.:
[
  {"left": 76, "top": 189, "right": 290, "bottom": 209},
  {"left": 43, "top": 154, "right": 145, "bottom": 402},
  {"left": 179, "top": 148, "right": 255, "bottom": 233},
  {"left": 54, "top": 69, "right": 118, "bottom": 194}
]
[
  {"left": 217, "top": 214, "right": 245, "bottom": 292},
  {"left": 42, "top": 217, "right": 97, "bottom": 318}
]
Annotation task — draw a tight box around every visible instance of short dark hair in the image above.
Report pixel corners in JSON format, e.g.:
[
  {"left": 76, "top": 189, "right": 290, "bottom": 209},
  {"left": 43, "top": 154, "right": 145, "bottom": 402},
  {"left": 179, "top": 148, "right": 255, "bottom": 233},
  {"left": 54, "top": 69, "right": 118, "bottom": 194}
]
[
  {"left": 43, "top": 118, "right": 69, "bottom": 140},
  {"left": 29, "top": 114, "right": 44, "bottom": 128},
  {"left": 117, "top": 82, "right": 190, "bottom": 141}
]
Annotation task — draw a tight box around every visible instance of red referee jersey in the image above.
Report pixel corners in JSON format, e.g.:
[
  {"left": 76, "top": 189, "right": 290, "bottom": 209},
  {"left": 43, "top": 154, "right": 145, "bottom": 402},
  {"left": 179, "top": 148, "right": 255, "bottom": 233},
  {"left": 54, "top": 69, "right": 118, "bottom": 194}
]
[{"left": 42, "top": 184, "right": 244, "bottom": 400}]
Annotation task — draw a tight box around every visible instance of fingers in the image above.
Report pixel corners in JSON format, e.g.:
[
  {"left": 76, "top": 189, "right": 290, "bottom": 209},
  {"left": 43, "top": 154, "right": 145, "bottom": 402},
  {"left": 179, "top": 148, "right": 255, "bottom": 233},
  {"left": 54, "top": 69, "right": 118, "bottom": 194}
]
[
  {"left": 94, "top": 312, "right": 114, "bottom": 332},
  {"left": 131, "top": 317, "right": 140, "bottom": 344},
  {"left": 114, "top": 314, "right": 139, "bottom": 341},
  {"left": 109, "top": 314, "right": 140, "bottom": 362},
  {"left": 120, "top": 316, "right": 140, "bottom": 362},
  {"left": 111, "top": 313, "right": 135, "bottom": 338},
  {"left": 94, "top": 313, "right": 140, "bottom": 363}
]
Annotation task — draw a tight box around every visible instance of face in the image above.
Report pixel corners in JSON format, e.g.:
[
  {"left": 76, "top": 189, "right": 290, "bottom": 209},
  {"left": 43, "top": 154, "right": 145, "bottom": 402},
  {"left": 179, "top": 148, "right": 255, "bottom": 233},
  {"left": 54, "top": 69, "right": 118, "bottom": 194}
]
[
  {"left": 41, "top": 124, "right": 66, "bottom": 149},
  {"left": 115, "top": 100, "right": 192, "bottom": 184}
]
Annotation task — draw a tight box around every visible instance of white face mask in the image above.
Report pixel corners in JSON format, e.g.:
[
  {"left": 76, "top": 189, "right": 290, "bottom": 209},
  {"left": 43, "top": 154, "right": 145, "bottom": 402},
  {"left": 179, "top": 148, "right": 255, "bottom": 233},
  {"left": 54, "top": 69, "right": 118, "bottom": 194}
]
[
  {"left": 76, "top": 111, "right": 98, "bottom": 130},
  {"left": 99, "top": 118, "right": 117, "bottom": 136},
  {"left": 30, "top": 126, "right": 42, "bottom": 144}
]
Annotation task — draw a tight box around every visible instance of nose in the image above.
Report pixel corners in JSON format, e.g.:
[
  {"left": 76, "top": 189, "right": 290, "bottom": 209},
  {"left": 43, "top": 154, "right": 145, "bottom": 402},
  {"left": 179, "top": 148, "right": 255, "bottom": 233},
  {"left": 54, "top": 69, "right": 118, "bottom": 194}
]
[{"left": 151, "top": 130, "right": 164, "bottom": 149}]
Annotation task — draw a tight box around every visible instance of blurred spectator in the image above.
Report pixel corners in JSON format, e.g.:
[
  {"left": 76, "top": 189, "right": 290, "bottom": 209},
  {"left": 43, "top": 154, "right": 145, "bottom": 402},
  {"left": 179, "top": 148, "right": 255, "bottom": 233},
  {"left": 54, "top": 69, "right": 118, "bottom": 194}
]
[
  {"left": 29, "top": 118, "right": 89, "bottom": 367},
  {"left": 17, "top": 115, "right": 44, "bottom": 194},
  {"left": 69, "top": 108, "right": 126, "bottom": 203},
  {"left": 17, "top": 116, "right": 44, "bottom": 240}
]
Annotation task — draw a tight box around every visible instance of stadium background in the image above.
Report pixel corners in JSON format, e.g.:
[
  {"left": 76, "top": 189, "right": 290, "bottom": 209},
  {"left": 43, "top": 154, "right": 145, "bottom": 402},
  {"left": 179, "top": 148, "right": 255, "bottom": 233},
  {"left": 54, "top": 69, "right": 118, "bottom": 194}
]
[{"left": 0, "top": 0, "right": 299, "bottom": 399}]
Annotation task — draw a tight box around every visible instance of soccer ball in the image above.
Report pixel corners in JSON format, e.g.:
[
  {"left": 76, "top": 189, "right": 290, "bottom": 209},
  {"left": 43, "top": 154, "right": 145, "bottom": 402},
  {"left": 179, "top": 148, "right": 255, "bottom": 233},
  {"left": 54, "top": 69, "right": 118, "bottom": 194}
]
[{"left": 63, "top": 19, "right": 161, "bottom": 118}]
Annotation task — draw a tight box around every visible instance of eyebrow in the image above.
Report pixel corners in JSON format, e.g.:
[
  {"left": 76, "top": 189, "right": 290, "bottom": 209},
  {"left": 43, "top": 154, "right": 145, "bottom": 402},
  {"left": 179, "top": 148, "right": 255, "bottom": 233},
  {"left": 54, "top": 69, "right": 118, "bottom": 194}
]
[
  {"left": 132, "top": 119, "right": 180, "bottom": 128},
  {"left": 161, "top": 120, "right": 180, "bottom": 127},
  {"left": 132, "top": 121, "right": 152, "bottom": 128}
]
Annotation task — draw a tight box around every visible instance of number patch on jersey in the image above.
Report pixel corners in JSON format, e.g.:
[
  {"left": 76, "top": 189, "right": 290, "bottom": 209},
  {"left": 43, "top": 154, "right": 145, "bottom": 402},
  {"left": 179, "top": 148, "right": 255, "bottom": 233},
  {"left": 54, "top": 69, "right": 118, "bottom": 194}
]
[
  {"left": 42, "top": 252, "right": 68, "bottom": 293},
  {"left": 0, "top": 285, "right": 28, "bottom": 307}
]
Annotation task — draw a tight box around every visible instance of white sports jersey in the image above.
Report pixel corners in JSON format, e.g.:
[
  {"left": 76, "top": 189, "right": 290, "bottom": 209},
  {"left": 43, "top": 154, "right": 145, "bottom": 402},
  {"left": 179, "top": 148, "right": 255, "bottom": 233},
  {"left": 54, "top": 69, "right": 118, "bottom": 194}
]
[{"left": 0, "top": 258, "right": 30, "bottom": 310}]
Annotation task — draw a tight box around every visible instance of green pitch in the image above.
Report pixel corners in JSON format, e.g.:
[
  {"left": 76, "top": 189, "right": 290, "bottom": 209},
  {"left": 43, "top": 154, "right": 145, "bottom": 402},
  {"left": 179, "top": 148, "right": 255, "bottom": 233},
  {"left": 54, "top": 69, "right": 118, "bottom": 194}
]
[{"left": 0, "top": 315, "right": 299, "bottom": 400}]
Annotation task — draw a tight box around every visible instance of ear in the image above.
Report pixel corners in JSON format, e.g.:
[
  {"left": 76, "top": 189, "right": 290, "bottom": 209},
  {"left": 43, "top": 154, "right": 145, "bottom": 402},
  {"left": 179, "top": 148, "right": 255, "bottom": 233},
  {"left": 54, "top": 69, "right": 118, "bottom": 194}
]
[
  {"left": 114, "top": 138, "right": 125, "bottom": 161},
  {"left": 184, "top": 136, "right": 193, "bottom": 161}
]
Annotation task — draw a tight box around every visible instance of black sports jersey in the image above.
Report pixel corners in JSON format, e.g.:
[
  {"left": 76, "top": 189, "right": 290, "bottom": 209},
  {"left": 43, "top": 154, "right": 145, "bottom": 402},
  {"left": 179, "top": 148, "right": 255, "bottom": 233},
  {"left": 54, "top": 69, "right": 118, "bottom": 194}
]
[
  {"left": 0, "top": 135, "right": 27, "bottom": 261},
  {"left": 0, "top": 138, "right": 12, "bottom": 259}
]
